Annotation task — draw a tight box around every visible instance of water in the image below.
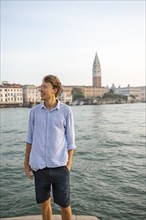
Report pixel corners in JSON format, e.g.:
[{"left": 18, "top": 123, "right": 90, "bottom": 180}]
[{"left": 0, "top": 103, "right": 145, "bottom": 220}]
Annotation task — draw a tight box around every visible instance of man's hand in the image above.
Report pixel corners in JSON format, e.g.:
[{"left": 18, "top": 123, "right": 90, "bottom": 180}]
[
  {"left": 24, "top": 162, "right": 33, "bottom": 180},
  {"left": 66, "top": 149, "right": 74, "bottom": 172},
  {"left": 66, "top": 161, "right": 72, "bottom": 172},
  {"left": 24, "top": 143, "right": 32, "bottom": 179}
]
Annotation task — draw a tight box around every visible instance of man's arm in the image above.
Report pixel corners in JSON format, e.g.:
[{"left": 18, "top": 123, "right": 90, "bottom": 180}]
[
  {"left": 66, "top": 149, "right": 74, "bottom": 171},
  {"left": 24, "top": 143, "right": 33, "bottom": 179},
  {"left": 65, "top": 108, "right": 76, "bottom": 171}
]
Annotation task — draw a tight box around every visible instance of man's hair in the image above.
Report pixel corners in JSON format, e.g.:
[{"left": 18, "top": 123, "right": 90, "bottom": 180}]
[{"left": 43, "top": 75, "right": 62, "bottom": 97}]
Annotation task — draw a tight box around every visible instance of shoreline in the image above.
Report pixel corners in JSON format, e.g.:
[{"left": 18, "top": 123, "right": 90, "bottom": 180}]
[{"left": 0, "top": 101, "right": 143, "bottom": 108}]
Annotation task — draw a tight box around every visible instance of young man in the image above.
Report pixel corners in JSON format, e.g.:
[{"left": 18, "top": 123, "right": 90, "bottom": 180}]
[{"left": 24, "top": 75, "right": 76, "bottom": 220}]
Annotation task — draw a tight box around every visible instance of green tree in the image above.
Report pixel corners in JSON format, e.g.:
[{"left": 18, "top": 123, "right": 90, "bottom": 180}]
[
  {"left": 109, "top": 89, "right": 114, "bottom": 93},
  {"left": 72, "top": 87, "right": 85, "bottom": 101},
  {"left": 102, "top": 91, "right": 128, "bottom": 101},
  {"left": 130, "top": 95, "right": 136, "bottom": 99}
]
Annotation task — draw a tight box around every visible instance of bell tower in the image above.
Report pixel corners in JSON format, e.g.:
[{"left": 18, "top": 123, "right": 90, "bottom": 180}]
[{"left": 92, "top": 52, "right": 101, "bottom": 87}]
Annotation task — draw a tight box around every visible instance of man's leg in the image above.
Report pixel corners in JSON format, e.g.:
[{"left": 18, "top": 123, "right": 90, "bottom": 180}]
[
  {"left": 41, "top": 198, "right": 52, "bottom": 220},
  {"left": 61, "top": 205, "right": 72, "bottom": 220}
]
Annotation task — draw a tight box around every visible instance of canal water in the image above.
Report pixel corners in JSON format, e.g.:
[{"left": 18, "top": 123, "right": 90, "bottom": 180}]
[{"left": 0, "top": 103, "right": 145, "bottom": 220}]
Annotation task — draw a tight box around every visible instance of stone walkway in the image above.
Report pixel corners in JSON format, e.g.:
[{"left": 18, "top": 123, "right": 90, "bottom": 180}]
[{"left": 0, "top": 215, "right": 99, "bottom": 220}]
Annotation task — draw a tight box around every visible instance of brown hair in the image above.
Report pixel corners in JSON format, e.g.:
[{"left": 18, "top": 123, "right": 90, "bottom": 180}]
[{"left": 43, "top": 74, "right": 62, "bottom": 97}]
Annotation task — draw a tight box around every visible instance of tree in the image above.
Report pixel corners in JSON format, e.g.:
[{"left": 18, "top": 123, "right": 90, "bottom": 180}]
[
  {"left": 102, "top": 92, "right": 128, "bottom": 101},
  {"left": 72, "top": 87, "right": 85, "bottom": 101},
  {"left": 130, "top": 95, "right": 136, "bottom": 99},
  {"left": 109, "top": 89, "right": 114, "bottom": 93}
]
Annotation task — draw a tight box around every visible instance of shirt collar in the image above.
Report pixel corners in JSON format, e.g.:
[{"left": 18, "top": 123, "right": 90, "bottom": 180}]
[{"left": 41, "top": 99, "right": 60, "bottom": 111}]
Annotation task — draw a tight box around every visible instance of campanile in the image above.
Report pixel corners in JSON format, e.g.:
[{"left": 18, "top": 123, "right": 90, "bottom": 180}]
[{"left": 92, "top": 52, "right": 101, "bottom": 87}]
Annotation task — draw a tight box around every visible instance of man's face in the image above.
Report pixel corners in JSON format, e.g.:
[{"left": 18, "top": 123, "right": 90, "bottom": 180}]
[{"left": 40, "top": 81, "right": 57, "bottom": 100}]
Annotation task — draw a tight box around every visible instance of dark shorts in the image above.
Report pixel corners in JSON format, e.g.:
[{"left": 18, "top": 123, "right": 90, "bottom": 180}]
[{"left": 33, "top": 166, "right": 70, "bottom": 207}]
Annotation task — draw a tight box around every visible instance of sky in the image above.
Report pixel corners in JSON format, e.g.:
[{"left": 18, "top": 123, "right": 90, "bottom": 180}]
[{"left": 1, "top": 0, "right": 145, "bottom": 87}]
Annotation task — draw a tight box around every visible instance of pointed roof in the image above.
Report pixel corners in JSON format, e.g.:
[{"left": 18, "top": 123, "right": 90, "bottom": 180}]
[{"left": 93, "top": 52, "right": 100, "bottom": 65}]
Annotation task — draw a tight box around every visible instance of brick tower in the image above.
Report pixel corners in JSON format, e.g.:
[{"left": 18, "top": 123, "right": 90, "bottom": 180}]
[{"left": 92, "top": 52, "right": 101, "bottom": 87}]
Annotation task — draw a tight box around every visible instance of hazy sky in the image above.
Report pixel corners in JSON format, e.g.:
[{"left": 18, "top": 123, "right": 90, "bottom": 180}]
[{"left": 1, "top": 0, "right": 145, "bottom": 87}]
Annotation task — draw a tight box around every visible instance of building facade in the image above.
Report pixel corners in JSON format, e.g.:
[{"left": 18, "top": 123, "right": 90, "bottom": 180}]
[
  {"left": 0, "top": 81, "right": 23, "bottom": 106},
  {"left": 115, "top": 85, "right": 145, "bottom": 101},
  {"left": 60, "top": 90, "right": 72, "bottom": 105},
  {"left": 23, "top": 85, "right": 41, "bottom": 106},
  {"left": 135, "top": 86, "right": 146, "bottom": 102}
]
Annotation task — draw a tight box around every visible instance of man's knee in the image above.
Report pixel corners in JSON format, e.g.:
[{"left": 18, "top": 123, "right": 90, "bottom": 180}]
[
  {"left": 61, "top": 205, "right": 71, "bottom": 211},
  {"left": 42, "top": 198, "right": 51, "bottom": 209}
]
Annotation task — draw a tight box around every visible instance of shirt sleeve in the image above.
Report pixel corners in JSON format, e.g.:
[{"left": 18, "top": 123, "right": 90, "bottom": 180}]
[
  {"left": 26, "top": 109, "right": 34, "bottom": 144},
  {"left": 65, "top": 108, "right": 76, "bottom": 150}
]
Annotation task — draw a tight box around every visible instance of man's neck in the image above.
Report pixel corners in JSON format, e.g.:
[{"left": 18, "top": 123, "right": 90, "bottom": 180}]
[{"left": 44, "top": 97, "right": 57, "bottom": 110}]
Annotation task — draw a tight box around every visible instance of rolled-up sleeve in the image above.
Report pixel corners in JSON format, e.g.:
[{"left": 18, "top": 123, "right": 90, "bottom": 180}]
[
  {"left": 26, "top": 110, "right": 34, "bottom": 144},
  {"left": 65, "top": 109, "right": 76, "bottom": 150}
]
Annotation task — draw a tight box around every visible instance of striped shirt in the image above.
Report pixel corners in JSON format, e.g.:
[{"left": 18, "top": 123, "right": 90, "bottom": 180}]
[{"left": 27, "top": 100, "right": 76, "bottom": 171}]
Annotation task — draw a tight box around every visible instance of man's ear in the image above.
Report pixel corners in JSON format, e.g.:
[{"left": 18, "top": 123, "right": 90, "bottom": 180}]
[{"left": 54, "top": 88, "right": 58, "bottom": 95}]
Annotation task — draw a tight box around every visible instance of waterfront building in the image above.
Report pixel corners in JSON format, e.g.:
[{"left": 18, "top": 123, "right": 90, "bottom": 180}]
[
  {"left": 63, "top": 85, "right": 105, "bottom": 100},
  {"left": 82, "top": 86, "right": 105, "bottom": 98},
  {"left": 0, "top": 81, "right": 23, "bottom": 106},
  {"left": 115, "top": 84, "right": 145, "bottom": 101},
  {"left": 23, "top": 85, "right": 41, "bottom": 106},
  {"left": 135, "top": 86, "right": 146, "bottom": 102},
  {"left": 60, "top": 90, "right": 72, "bottom": 105}
]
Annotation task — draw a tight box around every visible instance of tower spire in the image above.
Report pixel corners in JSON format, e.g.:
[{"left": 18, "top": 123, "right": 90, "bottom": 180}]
[
  {"left": 93, "top": 52, "right": 100, "bottom": 65},
  {"left": 92, "top": 52, "right": 101, "bottom": 87}
]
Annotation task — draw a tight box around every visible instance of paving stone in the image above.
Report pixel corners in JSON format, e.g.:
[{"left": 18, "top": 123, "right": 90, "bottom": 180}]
[{"left": 0, "top": 215, "right": 99, "bottom": 220}]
